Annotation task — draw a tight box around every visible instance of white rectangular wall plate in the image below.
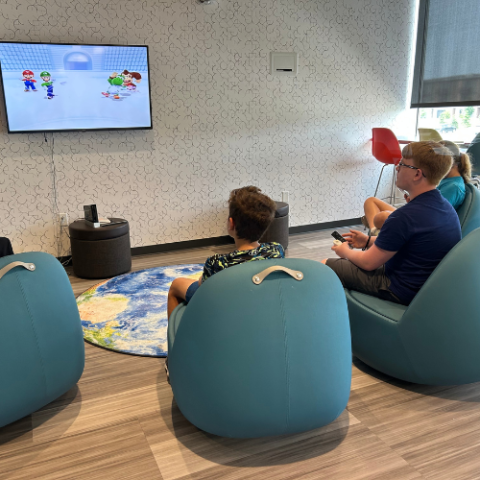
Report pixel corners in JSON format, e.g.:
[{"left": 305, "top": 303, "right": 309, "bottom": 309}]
[
  {"left": 58, "top": 213, "right": 69, "bottom": 226},
  {"left": 270, "top": 52, "right": 298, "bottom": 76}
]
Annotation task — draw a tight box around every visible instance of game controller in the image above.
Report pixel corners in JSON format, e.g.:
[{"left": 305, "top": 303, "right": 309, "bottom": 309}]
[
  {"left": 331, "top": 230, "right": 347, "bottom": 243},
  {"left": 333, "top": 239, "right": 343, "bottom": 246}
]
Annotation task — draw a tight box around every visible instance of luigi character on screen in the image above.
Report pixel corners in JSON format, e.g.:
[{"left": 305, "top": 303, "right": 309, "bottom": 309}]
[{"left": 40, "top": 71, "right": 54, "bottom": 99}]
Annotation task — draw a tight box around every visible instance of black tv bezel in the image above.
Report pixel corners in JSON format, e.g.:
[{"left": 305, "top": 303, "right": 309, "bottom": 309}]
[{"left": 0, "top": 41, "right": 153, "bottom": 134}]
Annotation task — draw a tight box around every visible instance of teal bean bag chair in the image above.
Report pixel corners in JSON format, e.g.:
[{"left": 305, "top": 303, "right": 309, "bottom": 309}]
[
  {"left": 0, "top": 252, "right": 85, "bottom": 427},
  {"left": 168, "top": 258, "right": 351, "bottom": 438},
  {"left": 457, "top": 182, "right": 480, "bottom": 237},
  {"left": 346, "top": 227, "right": 480, "bottom": 385}
]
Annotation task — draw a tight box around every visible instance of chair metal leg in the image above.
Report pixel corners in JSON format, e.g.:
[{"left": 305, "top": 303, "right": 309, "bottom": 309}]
[
  {"left": 390, "top": 167, "right": 397, "bottom": 204},
  {"left": 374, "top": 164, "right": 388, "bottom": 198},
  {"left": 374, "top": 164, "right": 397, "bottom": 202}
]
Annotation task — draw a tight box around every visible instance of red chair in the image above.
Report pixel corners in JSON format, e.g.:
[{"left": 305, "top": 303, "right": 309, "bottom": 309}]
[{"left": 372, "top": 128, "right": 402, "bottom": 199}]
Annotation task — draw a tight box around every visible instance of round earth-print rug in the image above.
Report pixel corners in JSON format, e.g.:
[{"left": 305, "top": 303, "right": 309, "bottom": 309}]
[{"left": 77, "top": 264, "right": 203, "bottom": 357}]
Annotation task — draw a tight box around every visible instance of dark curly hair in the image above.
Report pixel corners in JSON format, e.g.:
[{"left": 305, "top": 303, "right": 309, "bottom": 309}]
[{"left": 228, "top": 186, "right": 276, "bottom": 242}]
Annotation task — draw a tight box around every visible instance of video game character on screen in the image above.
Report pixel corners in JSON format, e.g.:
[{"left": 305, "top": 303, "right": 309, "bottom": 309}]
[
  {"left": 40, "top": 71, "right": 54, "bottom": 99},
  {"left": 122, "top": 70, "right": 141, "bottom": 91},
  {"left": 102, "top": 72, "right": 125, "bottom": 99},
  {"left": 21, "top": 70, "right": 37, "bottom": 92}
]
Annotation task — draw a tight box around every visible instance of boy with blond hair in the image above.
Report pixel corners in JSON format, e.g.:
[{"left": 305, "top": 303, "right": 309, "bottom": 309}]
[{"left": 324, "top": 141, "right": 461, "bottom": 305}]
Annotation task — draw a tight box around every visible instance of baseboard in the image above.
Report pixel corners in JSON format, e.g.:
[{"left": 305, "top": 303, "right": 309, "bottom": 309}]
[
  {"left": 131, "top": 235, "right": 235, "bottom": 256},
  {"left": 58, "top": 218, "right": 361, "bottom": 262},
  {"left": 129, "top": 217, "right": 361, "bottom": 256},
  {"left": 289, "top": 217, "right": 361, "bottom": 235}
]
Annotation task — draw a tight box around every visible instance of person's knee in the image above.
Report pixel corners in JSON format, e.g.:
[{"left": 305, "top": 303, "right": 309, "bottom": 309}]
[
  {"left": 169, "top": 277, "right": 195, "bottom": 299},
  {"left": 168, "top": 278, "right": 184, "bottom": 296},
  {"left": 364, "top": 197, "right": 376, "bottom": 208},
  {"left": 373, "top": 211, "right": 392, "bottom": 229}
]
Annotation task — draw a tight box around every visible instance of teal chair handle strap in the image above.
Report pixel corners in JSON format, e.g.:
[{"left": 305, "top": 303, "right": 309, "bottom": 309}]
[
  {"left": 252, "top": 265, "right": 303, "bottom": 285},
  {"left": 0, "top": 261, "right": 36, "bottom": 281}
]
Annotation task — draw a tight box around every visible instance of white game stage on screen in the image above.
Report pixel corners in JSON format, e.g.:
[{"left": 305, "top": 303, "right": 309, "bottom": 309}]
[{"left": 0, "top": 42, "right": 152, "bottom": 132}]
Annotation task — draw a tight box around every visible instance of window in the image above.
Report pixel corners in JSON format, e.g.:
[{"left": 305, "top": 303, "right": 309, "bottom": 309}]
[
  {"left": 411, "top": 0, "right": 480, "bottom": 108},
  {"left": 418, "top": 106, "right": 480, "bottom": 143}
]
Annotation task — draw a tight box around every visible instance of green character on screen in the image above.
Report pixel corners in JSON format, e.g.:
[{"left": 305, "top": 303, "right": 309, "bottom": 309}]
[
  {"left": 40, "top": 71, "right": 54, "bottom": 99},
  {"left": 102, "top": 72, "right": 124, "bottom": 99}
]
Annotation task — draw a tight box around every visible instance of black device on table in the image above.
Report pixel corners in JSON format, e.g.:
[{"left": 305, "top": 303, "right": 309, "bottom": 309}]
[
  {"left": 83, "top": 204, "right": 98, "bottom": 223},
  {"left": 83, "top": 205, "right": 127, "bottom": 227},
  {"left": 331, "top": 231, "right": 347, "bottom": 243}
]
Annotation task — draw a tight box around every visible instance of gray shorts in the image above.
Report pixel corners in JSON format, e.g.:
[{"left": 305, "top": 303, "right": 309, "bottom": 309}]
[{"left": 325, "top": 258, "right": 404, "bottom": 304}]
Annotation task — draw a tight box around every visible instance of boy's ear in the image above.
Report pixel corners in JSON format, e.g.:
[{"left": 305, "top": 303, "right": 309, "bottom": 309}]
[{"left": 228, "top": 217, "right": 235, "bottom": 231}]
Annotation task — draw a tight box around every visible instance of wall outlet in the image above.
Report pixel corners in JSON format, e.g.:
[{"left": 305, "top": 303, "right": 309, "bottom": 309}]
[
  {"left": 58, "top": 213, "right": 69, "bottom": 226},
  {"left": 281, "top": 191, "right": 289, "bottom": 203}
]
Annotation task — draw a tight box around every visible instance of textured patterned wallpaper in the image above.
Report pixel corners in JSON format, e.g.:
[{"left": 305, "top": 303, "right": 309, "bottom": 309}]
[{"left": 0, "top": 0, "right": 417, "bottom": 255}]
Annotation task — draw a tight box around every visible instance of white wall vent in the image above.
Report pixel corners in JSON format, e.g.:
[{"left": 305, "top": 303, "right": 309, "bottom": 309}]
[{"left": 270, "top": 52, "right": 298, "bottom": 76}]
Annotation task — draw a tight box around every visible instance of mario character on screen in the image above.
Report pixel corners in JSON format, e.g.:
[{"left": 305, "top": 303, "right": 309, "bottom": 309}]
[{"left": 21, "top": 70, "right": 37, "bottom": 92}]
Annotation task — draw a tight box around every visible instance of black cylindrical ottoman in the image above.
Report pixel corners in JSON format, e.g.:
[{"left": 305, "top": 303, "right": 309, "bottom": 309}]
[
  {"left": 260, "top": 201, "right": 289, "bottom": 249},
  {"left": 69, "top": 219, "right": 131, "bottom": 279}
]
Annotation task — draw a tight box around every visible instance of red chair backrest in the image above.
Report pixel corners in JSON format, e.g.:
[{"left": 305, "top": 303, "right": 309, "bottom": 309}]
[{"left": 372, "top": 128, "right": 402, "bottom": 165}]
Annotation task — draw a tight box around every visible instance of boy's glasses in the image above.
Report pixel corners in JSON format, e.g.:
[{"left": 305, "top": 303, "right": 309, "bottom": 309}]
[{"left": 397, "top": 161, "right": 426, "bottom": 177}]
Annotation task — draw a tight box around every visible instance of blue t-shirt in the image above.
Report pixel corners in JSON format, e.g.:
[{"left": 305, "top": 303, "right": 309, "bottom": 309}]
[
  {"left": 438, "top": 176, "right": 466, "bottom": 210},
  {"left": 375, "top": 189, "right": 461, "bottom": 304}
]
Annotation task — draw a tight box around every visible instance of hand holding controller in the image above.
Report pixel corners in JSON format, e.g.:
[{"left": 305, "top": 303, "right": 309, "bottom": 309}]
[
  {"left": 331, "top": 230, "right": 353, "bottom": 249},
  {"left": 331, "top": 231, "right": 347, "bottom": 243}
]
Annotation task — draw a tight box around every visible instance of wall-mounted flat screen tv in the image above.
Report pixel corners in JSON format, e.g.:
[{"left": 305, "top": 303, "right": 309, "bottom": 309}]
[{"left": 0, "top": 42, "right": 152, "bottom": 133}]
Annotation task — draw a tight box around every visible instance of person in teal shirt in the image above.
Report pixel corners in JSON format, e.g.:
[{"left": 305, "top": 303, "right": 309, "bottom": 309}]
[
  {"left": 437, "top": 175, "right": 465, "bottom": 210},
  {"left": 437, "top": 140, "right": 471, "bottom": 210},
  {"left": 362, "top": 140, "right": 472, "bottom": 233}
]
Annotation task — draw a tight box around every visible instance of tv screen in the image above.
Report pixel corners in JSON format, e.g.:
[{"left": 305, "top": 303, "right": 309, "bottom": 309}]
[{"left": 0, "top": 42, "right": 152, "bottom": 133}]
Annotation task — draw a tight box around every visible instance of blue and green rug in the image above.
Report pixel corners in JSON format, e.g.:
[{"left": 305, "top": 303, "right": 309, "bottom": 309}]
[{"left": 77, "top": 264, "right": 203, "bottom": 357}]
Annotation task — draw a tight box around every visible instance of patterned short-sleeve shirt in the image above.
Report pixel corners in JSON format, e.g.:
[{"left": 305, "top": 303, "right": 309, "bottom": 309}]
[{"left": 202, "top": 242, "right": 285, "bottom": 282}]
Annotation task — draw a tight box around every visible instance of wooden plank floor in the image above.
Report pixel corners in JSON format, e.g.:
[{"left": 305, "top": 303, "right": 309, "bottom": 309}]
[{"left": 2, "top": 226, "right": 480, "bottom": 480}]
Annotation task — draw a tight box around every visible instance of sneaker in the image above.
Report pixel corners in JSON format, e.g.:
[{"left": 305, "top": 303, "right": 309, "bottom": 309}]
[{"left": 164, "top": 357, "right": 170, "bottom": 385}]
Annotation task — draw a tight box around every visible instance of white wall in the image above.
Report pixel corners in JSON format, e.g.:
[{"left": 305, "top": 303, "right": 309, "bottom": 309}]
[{"left": 0, "top": 0, "right": 417, "bottom": 255}]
